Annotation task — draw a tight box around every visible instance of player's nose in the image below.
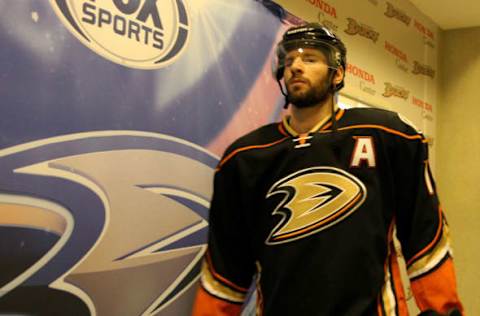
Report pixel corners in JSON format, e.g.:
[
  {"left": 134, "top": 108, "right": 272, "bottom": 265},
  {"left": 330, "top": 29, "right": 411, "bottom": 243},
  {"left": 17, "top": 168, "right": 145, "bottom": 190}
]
[{"left": 289, "top": 57, "right": 305, "bottom": 73}]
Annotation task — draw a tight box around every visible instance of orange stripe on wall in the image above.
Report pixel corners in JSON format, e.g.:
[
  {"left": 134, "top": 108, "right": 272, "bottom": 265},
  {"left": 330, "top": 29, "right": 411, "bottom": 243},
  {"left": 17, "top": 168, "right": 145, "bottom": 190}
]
[{"left": 0, "top": 203, "right": 66, "bottom": 236}]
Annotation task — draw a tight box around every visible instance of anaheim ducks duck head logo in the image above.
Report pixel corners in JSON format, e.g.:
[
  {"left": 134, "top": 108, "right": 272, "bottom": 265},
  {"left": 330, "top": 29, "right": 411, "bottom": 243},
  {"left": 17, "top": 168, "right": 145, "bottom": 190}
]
[{"left": 266, "top": 167, "right": 367, "bottom": 245}]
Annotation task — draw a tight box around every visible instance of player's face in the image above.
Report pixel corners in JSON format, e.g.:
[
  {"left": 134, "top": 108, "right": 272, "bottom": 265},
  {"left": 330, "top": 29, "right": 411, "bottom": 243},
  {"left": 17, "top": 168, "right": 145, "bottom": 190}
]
[{"left": 283, "top": 47, "right": 331, "bottom": 108}]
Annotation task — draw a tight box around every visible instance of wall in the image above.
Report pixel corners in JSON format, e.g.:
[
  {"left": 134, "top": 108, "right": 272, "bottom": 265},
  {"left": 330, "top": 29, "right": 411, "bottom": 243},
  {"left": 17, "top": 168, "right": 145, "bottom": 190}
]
[{"left": 437, "top": 26, "right": 480, "bottom": 315}]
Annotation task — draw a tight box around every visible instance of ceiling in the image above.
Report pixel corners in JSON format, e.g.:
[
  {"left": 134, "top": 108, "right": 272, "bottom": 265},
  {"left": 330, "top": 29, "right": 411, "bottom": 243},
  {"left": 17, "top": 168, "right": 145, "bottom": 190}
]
[{"left": 409, "top": 0, "right": 480, "bottom": 30}]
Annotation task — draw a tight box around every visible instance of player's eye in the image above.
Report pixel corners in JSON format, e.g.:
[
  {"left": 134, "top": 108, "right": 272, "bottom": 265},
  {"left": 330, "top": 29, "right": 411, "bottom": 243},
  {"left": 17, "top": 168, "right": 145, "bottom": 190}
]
[
  {"left": 302, "top": 56, "right": 319, "bottom": 63},
  {"left": 284, "top": 57, "right": 294, "bottom": 67}
]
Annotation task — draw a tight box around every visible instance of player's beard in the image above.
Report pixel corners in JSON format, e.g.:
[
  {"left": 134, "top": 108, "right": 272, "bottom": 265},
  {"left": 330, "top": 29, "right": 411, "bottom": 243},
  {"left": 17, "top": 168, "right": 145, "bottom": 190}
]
[{"left": 287, "top": 76, "right": 332, "bottom": 109}]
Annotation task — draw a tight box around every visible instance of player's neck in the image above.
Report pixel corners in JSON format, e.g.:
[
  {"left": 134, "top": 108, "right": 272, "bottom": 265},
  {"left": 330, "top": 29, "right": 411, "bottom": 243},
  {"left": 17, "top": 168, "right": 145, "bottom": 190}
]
[{"left": 289, "top": 97, "right": 335, "bottom": 134}]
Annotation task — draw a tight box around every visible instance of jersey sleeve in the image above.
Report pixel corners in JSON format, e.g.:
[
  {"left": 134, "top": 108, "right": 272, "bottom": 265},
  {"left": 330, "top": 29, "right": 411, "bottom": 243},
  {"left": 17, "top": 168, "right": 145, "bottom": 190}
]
[
  {"left": 192, "top": 154, "right": 255, "bottom": 316},
  {"left": 392, "top": 117, "right": 464, "bottom": 315}
]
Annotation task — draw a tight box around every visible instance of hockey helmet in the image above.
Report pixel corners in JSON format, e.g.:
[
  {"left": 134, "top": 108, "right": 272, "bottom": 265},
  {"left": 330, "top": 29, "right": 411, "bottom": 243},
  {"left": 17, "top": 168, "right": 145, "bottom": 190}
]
[{"left": 274, "top": 23, "right": 347, "bottom": 91}]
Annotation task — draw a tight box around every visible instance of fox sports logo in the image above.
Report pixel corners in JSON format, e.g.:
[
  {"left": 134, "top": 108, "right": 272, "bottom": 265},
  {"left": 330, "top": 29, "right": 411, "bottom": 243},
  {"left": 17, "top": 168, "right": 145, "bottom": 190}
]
[{"left": 50, "top": 0, "right": 190, "bottom": 69}]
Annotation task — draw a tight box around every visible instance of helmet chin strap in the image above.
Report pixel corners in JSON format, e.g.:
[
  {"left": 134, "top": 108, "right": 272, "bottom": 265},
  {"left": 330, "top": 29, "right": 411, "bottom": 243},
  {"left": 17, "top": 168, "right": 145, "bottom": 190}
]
[
  {"left": 276, "top": 78, "right": 290, "bottom": 109},
  {"left": 328, "top": 69, "right": 338, "bottom": 132}
]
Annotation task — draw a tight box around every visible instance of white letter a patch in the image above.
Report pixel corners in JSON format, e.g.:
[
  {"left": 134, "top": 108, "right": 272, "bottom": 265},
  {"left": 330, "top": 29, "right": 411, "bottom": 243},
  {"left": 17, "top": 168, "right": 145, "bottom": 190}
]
[{"left": 350, "top": 136, "right": 376, "bottom": 168}]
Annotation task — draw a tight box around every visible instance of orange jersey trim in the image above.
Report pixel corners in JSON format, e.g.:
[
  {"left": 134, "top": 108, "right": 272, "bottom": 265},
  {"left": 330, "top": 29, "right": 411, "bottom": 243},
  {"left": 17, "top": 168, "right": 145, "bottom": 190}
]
[
  {"left": 191, "top": 286, "right": 243, "bottom": 316},
  {"left": 281, "top": 108, "right": 345, "bottom": 136},
  {"left": 390, "top": 246, "right": 409, "bottom": 316},
  {"left": 410, "top": 257, "right": 464, "bottom": 314},
  {"left": 377, "top": 295, "right": 384, "bottom": 316},
  {"left": 321, "top": 124, "right": 427, "bottom": 142},
  {"left": 205, "top": 251, "right": 249, "bottom": 293},
  {"left": 216, "top": 137, "right": 289, "bottom": 171},
  {"left": 277, "top": 122, "right": 288, "bottom": 136},
  {"left": 379, "top": 220, "right": 395, "bottom": 315},
  {"left": 255, "top": 261, "right": 264, "bottom": 316},
  {"left": 320, "top": 108, "right": 346, "bottom": 131},
  {"left": 406, "top": 206, "right": 443, "bottom": 267},
  {"left": 297, "top": 133, "right": 308, "bottom": 145}
]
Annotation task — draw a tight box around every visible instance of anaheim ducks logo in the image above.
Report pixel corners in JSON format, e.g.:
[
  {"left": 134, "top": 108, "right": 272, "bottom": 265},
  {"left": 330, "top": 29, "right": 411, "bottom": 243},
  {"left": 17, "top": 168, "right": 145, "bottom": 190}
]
[
  {"left": 412, "top": 61, "right": 436, "bottom": 78},
  {"left": 344, "top": 18, "right": 379, "bottom": 43},
  {"left": 383, "top": 82, "right": 409, "bottom": 100},
  {"left": 0, "top": 131, "right": 215, "bottom": 315},
  {"left": 385, "top": 2, "right": 411, "bottom": 26},
  {"left": 266, "top": 167, "right": 367, "bottom": 245}
]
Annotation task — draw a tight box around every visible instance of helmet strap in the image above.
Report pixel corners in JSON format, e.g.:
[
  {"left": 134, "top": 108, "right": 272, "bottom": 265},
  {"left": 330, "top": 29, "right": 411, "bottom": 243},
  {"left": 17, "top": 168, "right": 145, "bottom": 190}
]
[
  {"left": 326, "top": 69, "right": 338, "bottom": 132},
  {"left": 276, "top": 78, "right": 290, "bottom": 109}
]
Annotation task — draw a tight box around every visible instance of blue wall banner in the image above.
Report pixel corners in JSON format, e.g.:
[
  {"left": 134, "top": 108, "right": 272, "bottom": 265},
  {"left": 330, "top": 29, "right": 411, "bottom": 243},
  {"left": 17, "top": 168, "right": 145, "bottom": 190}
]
[{"left": 0, "top": 1, "right": 291, "bottom": 315}]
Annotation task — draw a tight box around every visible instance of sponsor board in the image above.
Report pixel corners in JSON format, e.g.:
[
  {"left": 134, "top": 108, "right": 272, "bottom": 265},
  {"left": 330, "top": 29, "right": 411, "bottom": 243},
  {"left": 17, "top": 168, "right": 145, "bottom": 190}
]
[
  {"left": 384, "top": 2, "right": 411, "bottom": 26},
  {"left": 317, "top": 12, "right": 339, "bottom": 32},
  {"left": 347, "top": 63, "right": 376, "bottom": 84},
  {"left": 346, "top": 63, "right": 376, "bottom": 96},
  {"left": 384, "top": 41, "right": 408, "bottom": 63},
  {"left": 382, "top": 82, "right": 409, "bottom": 100},
  {"left": 412, "top": 96, "right": 433, "bottom": 112},
  {"left": 305, "top": 0, "right": 337, "bottom": 18},
  {"left": 344, "top": 18, "right": 379, "bottom": 43},
  {"left": 412, "top": 61, "right": 435, "bottom": 79},
  {"left": 414, "top": 19, "right": 434, "bottom": 40}
]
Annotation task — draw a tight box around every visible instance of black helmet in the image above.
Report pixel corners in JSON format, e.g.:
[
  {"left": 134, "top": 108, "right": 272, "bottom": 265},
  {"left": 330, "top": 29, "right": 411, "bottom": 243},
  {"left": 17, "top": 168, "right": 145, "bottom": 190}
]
[{"left": 274, "top": 23, "right": 347, "bottom": 91}]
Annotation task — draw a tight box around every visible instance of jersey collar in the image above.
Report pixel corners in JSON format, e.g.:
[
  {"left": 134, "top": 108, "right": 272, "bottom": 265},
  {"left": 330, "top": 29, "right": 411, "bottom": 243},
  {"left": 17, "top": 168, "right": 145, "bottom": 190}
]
[{"left": 280, "top": 106, "right": 345, "bottom": 137}]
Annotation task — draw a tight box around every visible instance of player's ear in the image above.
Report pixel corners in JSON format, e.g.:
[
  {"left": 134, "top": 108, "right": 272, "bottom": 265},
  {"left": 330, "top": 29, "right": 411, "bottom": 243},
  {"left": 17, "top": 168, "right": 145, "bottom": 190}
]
[{"left": 333, "top": 66, "right": 344, "bottom": 86}]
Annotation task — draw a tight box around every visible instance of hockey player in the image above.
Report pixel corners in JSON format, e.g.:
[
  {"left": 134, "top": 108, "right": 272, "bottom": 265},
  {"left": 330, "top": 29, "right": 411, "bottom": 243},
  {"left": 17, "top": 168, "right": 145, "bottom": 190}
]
[{"left": 192, "top": 23, "right": 464, "bottom": 316}]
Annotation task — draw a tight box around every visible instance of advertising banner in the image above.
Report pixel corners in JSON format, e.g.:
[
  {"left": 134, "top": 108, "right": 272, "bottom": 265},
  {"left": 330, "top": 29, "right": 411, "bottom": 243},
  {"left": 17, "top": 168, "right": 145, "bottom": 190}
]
[{"left": 0, "top": 1, "right": 287, "bottom": 315}]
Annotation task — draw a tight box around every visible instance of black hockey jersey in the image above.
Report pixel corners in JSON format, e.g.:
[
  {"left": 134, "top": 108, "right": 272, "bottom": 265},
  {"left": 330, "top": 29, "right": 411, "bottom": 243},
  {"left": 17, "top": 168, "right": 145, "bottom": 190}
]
[{"left": 192, "top": 108, "right": 463, "bottom": 316}]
